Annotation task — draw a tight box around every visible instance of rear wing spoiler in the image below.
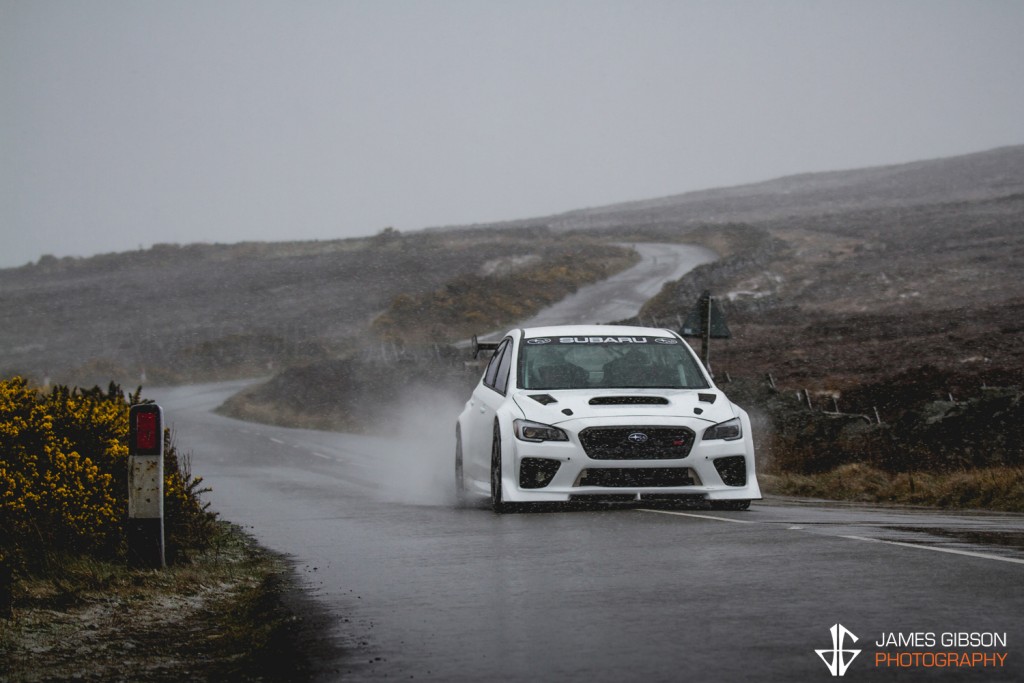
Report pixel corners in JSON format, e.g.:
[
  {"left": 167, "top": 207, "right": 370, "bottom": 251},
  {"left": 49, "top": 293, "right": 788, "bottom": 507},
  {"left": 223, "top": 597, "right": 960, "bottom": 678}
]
[{"left": 471, "top": 335, "right": 500, "bottom": 359}]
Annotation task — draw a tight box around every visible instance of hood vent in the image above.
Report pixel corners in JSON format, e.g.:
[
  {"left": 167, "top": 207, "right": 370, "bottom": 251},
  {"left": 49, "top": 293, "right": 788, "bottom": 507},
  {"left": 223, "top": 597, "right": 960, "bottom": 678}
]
[
  {"left": 529, "top": 394, "right": 558, "bottom": 405},
  {"left": 589, "top": 396, "right": 670, "bottom": 406}
]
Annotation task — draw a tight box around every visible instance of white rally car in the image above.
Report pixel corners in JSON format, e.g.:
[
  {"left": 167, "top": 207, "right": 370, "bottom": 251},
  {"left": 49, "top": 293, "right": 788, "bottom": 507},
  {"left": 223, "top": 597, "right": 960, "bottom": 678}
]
[{"left": 455, "top": 325, "right": 761, "bottom": 512}]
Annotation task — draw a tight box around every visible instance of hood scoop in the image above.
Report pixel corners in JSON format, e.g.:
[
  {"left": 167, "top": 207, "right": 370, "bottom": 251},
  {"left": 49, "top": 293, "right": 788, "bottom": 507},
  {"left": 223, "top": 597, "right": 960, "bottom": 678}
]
[
  {"left": 529, "top": 394, "right": 559, "bottom": 405},
  {"left": 589, "top": 396, "right": 670, "bottom": 406}
]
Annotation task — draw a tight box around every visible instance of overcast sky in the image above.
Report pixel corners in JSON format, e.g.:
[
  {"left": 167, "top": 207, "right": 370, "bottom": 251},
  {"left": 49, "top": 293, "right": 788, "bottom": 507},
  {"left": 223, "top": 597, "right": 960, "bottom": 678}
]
[{"left": 2, "top": 1, "right": 1023, "bottom": 268}]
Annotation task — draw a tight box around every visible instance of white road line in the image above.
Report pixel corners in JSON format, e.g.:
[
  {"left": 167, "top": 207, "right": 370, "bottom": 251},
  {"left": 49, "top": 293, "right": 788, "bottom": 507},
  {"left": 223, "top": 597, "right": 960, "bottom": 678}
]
[
  {"left": 269, "top": 437, "right": 285, "bottom": 445},
  {"left": 640, "top": 513, "right": 1024, "bottom": 565},
  {"left": 841, "top": 535, "right": 1024, "bottom": 566},
  {"left": 638, "top": 509, "right": 756, "bottom": 524},
  {"left": 311, "top": 452, "right": 331, "bottom": 460}
]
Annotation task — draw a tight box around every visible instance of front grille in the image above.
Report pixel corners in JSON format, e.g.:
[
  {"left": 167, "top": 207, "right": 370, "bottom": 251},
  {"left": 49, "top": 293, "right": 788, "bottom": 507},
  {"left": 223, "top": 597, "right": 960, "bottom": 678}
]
[
  {"left": 578, "top": 426, "right": 695, "bottom": 460},
  {"left": 576, "top": 468, "right": 696, "bottom": 488},
  {"left": 713, "top": 456, "right": 747, "bottom": 487}
]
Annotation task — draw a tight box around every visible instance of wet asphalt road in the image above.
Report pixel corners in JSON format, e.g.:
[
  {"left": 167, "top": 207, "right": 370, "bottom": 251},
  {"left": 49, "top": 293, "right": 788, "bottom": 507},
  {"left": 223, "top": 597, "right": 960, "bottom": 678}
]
[
  {"left": 150, "top": 243, "right": 1024, "bottom": 680},
  {"left": 152, "top": 381, "right": 1024, "bottom": 682},
  {"left": 515, "top": 242, "right": 718, "bottom": 328}
]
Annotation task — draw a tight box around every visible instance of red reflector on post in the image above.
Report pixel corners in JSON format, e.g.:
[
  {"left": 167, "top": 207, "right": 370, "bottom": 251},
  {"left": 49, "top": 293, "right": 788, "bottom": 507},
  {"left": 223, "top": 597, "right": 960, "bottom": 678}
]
[
  {"left": 129, "top": 404, "right": 163, "bottom": 456},
  {"left": 136, "top": 411, "right": 158, "bottom": 451}
]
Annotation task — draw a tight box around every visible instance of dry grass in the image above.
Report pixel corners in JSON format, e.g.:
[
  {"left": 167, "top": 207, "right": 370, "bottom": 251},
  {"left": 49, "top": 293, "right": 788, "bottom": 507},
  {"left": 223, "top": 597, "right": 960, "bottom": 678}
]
[{"left": 762, "top": 464, "right": 1024, "bottom": 512}]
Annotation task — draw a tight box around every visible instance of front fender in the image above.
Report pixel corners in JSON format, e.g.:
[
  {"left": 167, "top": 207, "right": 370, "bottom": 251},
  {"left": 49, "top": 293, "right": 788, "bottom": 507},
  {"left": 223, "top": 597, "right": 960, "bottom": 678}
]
[{"left": 494, "top": 405, "right": 526, "bottom": 501}]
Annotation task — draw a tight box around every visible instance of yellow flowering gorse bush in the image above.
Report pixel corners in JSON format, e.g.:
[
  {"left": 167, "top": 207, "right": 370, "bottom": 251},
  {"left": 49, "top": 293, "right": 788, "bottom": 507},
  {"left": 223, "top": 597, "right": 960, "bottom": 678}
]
[
  {"left": 0, "top": 377, "right": 212, "bottom": 574},
  {"left": 1, "top": 378, "right": 126, "bottom": 564}
]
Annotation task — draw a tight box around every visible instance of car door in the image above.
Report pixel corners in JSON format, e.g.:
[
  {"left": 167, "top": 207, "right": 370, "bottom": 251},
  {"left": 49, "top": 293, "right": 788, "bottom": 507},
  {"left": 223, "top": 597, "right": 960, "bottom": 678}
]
[{"left": 466, "top": 337, "right": 514, "bottom": 484}]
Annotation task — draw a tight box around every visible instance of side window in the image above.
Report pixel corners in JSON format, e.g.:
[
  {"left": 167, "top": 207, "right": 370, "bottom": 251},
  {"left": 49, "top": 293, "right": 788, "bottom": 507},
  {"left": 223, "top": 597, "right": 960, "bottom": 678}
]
[
  {"left": 483, "top": 338, "right": 513, "bottom": 394},
  {"left": 482, "top": 340, "right": 506, "bottom": 388},
  {"left": 493, "top": 340, "right": 513, "bottom": 394}
]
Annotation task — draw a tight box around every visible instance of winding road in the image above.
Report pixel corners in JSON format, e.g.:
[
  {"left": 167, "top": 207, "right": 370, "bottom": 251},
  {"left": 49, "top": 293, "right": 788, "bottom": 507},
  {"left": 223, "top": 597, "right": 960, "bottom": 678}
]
[
  {"left": 149, "top": 244, "right": 1024, "bottom": 681},
  {"left": 516, "top": 242, "right": 717, "bottom": 327}
]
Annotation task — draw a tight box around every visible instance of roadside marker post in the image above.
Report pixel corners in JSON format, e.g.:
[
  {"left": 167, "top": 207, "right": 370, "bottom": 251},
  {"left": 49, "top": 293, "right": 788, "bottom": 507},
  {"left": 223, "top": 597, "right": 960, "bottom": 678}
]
[
  {"left": 679, "top": 290, "right": 731, "bottom": 374},
  {"left": 127, "top": 404, "right": 165, "bottom": 569}
]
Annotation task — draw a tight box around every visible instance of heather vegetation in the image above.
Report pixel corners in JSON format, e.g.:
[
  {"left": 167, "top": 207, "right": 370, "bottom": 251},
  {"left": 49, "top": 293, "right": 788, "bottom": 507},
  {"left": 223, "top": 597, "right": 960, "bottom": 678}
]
[
  {"left": 372, "top": 239, "right": 638, "bottom": 342},
  {"left": 722, "top": 375, "right": 1024, "bottom": 510},
  {"left": 0, "top": 228, "right": 635, "bottom": 387}
]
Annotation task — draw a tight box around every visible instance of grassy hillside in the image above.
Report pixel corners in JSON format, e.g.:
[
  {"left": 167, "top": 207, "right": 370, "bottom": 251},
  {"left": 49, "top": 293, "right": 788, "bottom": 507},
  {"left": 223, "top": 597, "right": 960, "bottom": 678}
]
[{"left": 0, "top": 229, "right": 632, "bottom": 386}]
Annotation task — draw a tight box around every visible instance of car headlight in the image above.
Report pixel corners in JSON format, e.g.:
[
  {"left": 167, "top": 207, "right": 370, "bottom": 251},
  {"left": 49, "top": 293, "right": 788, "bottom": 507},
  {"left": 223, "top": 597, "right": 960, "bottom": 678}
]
[
  {"left": 703, "top": 417, "right": 742, "bottom": 441},
  {"left": 514, "top": 419, "right": 569, "bottom": 443}
]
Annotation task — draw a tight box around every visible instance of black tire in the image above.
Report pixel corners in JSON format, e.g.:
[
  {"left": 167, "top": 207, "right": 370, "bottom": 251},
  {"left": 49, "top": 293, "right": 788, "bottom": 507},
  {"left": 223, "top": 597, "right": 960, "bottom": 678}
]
[
  {"left": 454, "top": 427, "right": 466, "bottom": 506},
  {"left": 490, "top": 422, "right": 508, "bottom": 514},
  {"left": 711, "top": 500, "right": 751, "bottom": 511}
]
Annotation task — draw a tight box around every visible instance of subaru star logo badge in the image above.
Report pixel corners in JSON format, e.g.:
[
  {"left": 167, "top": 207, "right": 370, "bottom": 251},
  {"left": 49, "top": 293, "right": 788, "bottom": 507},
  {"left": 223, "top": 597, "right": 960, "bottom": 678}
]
[{"left": 627, "top": 432, "right": 649, "bottom": 443}]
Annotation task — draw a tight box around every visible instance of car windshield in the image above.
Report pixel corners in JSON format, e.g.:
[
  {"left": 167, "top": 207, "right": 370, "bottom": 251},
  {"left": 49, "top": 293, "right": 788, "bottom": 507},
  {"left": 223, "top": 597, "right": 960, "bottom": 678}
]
[{"left": 518, "top": 335, "right": 711, "bottom": 390}]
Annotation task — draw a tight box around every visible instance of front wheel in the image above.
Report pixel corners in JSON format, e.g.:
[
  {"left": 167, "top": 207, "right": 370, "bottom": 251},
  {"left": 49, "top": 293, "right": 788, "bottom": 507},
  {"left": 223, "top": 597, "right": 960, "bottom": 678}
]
[
  {"left": 490, "top": 422, "right": 509, "bottom": 514},
  {"left": 454, "top": 427, "right": 466, "bottom": 506}
]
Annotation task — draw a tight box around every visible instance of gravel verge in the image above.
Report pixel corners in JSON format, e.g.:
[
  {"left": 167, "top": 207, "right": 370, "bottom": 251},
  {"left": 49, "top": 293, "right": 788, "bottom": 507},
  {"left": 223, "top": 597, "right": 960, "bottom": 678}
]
[{"left": 0, "top": 523, "right": 342, "bottom": 682}]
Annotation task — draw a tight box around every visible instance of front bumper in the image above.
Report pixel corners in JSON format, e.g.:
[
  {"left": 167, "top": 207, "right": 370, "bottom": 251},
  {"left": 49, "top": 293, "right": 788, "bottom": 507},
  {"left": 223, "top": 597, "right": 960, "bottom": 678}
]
[{"left": 500, "top": 416, "right": 762, "bottom": 504}]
